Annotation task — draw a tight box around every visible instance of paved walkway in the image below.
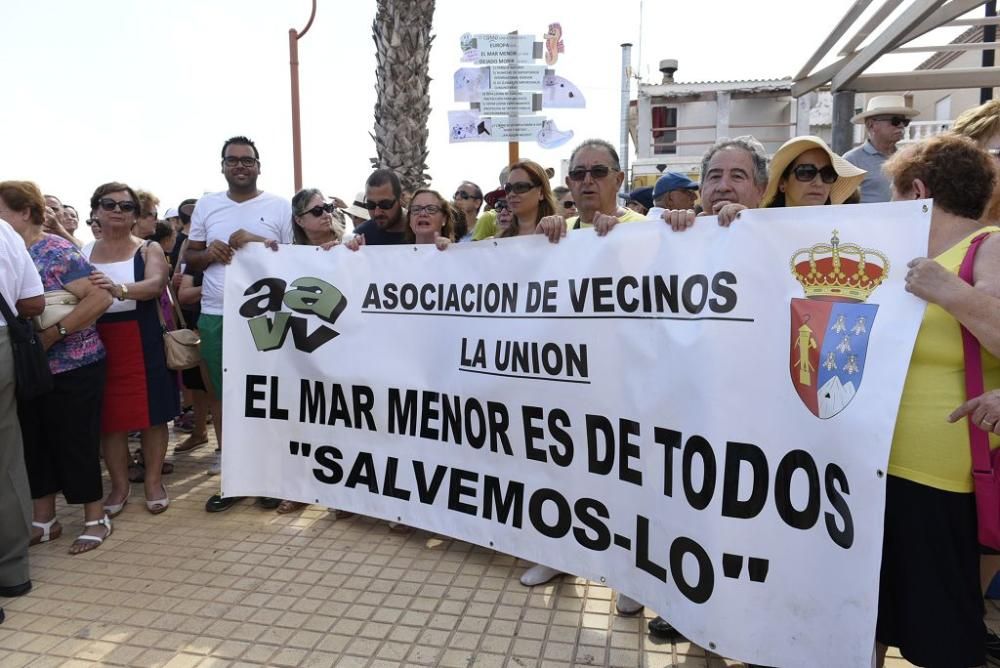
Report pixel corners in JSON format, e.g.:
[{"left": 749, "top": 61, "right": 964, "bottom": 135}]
[{"left": 0, "top": 426, "right": 947, "bottom": 667}]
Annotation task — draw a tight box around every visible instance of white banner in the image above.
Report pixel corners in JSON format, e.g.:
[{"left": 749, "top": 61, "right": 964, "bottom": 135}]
[{"left": 223, "top": 201, "right": 931, "bottom": 667}]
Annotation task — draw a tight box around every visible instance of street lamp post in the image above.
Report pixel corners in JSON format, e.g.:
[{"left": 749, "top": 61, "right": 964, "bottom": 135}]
[{"left": 289, "top": 0, "right": 317, "bottom": 192}]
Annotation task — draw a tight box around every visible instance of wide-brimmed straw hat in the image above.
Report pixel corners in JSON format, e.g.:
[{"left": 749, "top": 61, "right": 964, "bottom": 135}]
[
  {"left": 850, "top": 95, "right": 919, "bottom": 124},
  {"left": 761, "top": 136, "right": 867, "bottom": 207},
  {"left": 342, "top": 192, "right": 371, "bottom": 221}
]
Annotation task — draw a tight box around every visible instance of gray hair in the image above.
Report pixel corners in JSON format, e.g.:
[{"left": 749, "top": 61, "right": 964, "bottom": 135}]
[
  {"left": 569, "top": 138, "right": 621, "bottom": 170},
  {"left": 699, "top": 136, "right": 769, "bottom": 188}
]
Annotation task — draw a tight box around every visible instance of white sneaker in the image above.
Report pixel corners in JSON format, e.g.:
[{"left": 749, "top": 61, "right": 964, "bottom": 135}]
[
  {"left": 615, "top": 593, "right": 643, "bottom": 615},
  {"left": 206, "top": 450, "right": 221, "bottom": 476},
  {"left": 519, "top": 563, "right": 564, "bottom": 587}
]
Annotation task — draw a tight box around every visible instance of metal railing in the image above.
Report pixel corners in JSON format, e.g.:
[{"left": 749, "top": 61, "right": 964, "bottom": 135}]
[{"left": 853, "top": 119, "right": 954, "bottom": 145}]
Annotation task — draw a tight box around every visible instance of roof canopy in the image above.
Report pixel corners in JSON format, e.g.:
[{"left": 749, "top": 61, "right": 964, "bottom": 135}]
[{"left": 793, "top": 0, "right": 999, "bottom": 96}]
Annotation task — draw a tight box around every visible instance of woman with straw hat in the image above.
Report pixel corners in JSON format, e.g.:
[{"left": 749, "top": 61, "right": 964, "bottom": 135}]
[{"left": 761, "top": 135, "right": 866, "bottom": 208}]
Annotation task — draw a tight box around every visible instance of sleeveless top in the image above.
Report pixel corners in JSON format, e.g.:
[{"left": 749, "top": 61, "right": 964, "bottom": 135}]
[{"left": 888, "top": 226, "right": 1000, "bottom": 493}]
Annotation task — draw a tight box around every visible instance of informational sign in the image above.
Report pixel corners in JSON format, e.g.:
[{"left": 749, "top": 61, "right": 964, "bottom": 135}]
[
  {"left": 450, "top": 23, "right": 581, "bottom": 148},
  {"left": 470, "top": 33, "right": 537, "bottom": 65},
  {"left": 478, "top": 90, "right": 542, "bottom": 116},
  {"left": 223, "top": 201, "right": 932, "bottom": 667},
  {"left": 487, "top": 64, "right": 547, "bottom": 92}
]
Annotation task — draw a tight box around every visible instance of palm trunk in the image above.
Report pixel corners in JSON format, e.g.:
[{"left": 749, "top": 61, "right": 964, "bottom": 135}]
[{"left": 371, "top": 0, "right": 435, "bottom": 190}]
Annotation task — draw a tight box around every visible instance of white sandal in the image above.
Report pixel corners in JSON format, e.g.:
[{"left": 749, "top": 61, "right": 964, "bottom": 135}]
[
  {"left": 70, "top": 515, "right": 112, "bottom": 555},
  {"left": 103, "top": 489, "right": 130, "bottom": 518},
  {"left": 30, "top": 518, "right": 62, "bottom": 546}
]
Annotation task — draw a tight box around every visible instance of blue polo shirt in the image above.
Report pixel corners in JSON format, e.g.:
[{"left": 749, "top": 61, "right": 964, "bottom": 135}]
[{"left": 842, "top": 140, "right": 891, "bottom": 204}]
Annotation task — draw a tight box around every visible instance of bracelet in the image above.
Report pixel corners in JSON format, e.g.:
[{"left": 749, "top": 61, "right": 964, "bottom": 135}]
[{"left": 118, "top": 283, "right": 129, "bottom": 301}]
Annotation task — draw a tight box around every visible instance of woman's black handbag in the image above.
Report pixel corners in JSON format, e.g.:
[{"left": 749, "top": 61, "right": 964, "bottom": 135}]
[{"left": 0, "top": 292, "right": 53, "bottom": 400}]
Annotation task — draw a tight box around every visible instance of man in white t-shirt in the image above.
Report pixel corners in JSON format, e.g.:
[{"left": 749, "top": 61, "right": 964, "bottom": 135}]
[
  {"left": 184, "top": 136, "right": 293, "bottom": 513},
  {"left": 0, "top": 217, "right": 44, "bottom": 605}
]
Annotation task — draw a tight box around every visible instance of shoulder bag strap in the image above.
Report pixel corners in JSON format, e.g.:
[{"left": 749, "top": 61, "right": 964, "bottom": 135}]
[
  {"left": 0, "top": 290, "right": 18, "bottom": 325},
  {"left": 958, "top": 232, "right": 993, "bottom": 475}
]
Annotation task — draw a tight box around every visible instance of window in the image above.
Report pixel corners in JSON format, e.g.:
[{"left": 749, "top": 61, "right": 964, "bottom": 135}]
[{"left": 652, "top": 106, "right": 678, "bottom": 155}]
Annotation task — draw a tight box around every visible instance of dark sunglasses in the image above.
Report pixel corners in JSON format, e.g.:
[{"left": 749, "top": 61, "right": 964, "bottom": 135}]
[
  {"left": 97, "top": 198, "right": 138, "bottom": 213},
  {"left": 504, "top": 181, "right": 539, "bottom": 195},
  {"left": 410, "top": 204, "right": 442, "bottom": 215},
  {"left": 561, "top": 200, "right": 575, "bottom": 208},
  {"left": 494, "top": 201, "right": 510, "bottom": 212},
  {"left": 567, "top": 165, "right": 616, "bottom": 181},
  {"left": 875, "top": 116, "right": 911, "bottom": 128},
  {"left": 222, "top": 156, "right": 259, "bottom": 167},
  {"left": 791, "top": 164, "right": 839, "bottom": 184},
  {"left": 301, "top": 203, "right": 335, "bottom": 217},
  {"left": 364, "top": 198, "right": 397, "bottom": 210},
  {"left": 454, "top": 190, "right": 482, "bottom": 201}
]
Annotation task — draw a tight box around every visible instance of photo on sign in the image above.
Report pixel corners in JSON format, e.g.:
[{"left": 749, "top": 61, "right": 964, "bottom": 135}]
[
  {"left": 449, "top": 110, "right": 492, "bottom": 143},
  {"left": 543, "top": 71, "right": 585, "bottom": 108},
  {"left": 537, "top": 119, "right": 573, "bottom": 149},
  {"left": 454, "top": 67, "right": 490, "bottom": 102}
]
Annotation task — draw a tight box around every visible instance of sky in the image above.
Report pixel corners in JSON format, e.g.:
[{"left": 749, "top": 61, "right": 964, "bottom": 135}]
[{"left": 0, "top": 0, "right": 967, "bottom": 242}]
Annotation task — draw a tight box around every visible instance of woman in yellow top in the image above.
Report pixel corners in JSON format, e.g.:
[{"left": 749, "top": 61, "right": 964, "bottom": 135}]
[{"left": 875, "top": 134, "right": 1000, "bottom": 667}]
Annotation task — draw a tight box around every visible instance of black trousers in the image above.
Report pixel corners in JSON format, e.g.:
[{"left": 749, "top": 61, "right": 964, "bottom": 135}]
[{"left": 18, "top": 358, "right": 106, "bottom": 504}]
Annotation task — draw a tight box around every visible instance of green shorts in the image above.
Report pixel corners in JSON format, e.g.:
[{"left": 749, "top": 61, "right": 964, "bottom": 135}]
[{"left": 199, "top": 314, "right": 224, "bottom": 397}]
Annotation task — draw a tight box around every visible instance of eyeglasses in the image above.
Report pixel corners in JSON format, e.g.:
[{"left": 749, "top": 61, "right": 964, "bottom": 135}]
[
  {"left": 494, "top": 201, "right": 510, "bottom": 212},
  {"left": 86, "top": 219, "right": 101, "bottom": 228},
  {"left": 97, "top": 198, "right": 138, "bottom": 213},
  {"left": 561, "top": 200, "right": 575, "bottom": 209},
  {"left": 410, "top": 205, "right": 442, "bottom": 215},
  {"left": 874, "top": 116, "right": 911, "bottom": 128},
  {"left": 791, "top": 164, "right": 838, "bottom": 184},
  {"left": 454, "top": 190, "right": 482, "bottom": 201},
  {"left": 567, "top": 165, "right": 617, "bottom": 181},
  {"left": 504, "top": 181, "right": 539, "bottom": 195},
  {"left": 364, "top": 198, "right": 397, "bottom": 210},
  {"left": 301, "top": 203, "right": 336, "bottom": 217},
  {"left": 222, "top": 156, "right": 259, "bottom": 167}
]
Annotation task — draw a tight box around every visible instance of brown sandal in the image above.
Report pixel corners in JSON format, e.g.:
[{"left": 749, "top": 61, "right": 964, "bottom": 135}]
[{"left": 276, "top": 500, "right": 307, "bottom": 514}]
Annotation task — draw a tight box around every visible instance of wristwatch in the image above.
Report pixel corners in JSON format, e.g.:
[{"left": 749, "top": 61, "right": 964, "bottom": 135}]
[
  {"left": 56, "top": 322, "right": 68, "bottom": 338},
  {"left": 118, "top": 283, "right": 129, "bottom": 301}
]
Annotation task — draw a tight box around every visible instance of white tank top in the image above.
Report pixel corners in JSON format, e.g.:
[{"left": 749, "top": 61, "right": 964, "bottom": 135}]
[{"left": 82, "top": 242, "right": 137, "bottom": 314}]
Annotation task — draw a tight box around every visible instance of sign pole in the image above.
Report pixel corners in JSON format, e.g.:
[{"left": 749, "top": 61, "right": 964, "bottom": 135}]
[{"left": 508, "top": 141, "right": 519, "bottom": 166}]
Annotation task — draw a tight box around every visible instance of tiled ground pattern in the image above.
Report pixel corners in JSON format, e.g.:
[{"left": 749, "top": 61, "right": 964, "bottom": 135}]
[{"left": 0, "top": 426, "right": 978, "bottom": 667}]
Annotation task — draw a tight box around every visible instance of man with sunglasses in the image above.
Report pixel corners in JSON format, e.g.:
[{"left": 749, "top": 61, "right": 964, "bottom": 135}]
[
  {"left": 843, "top": 95, "right": 919, "bottom": 203},
  {"left": 452, "top": 181, "right": 483, "bottom": 241},
  {"left": 536, "top": 139, "right": 646, "bottom": 242},
  {"left": 184, "top": 136, "right": 292, "bottom": 513},
  {"left": 351, "top": 169, "right": 408, "bottom": 245}
]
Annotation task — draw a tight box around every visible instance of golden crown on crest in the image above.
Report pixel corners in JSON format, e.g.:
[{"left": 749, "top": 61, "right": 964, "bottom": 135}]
[{"left": 789, "top": 230, "right": 890, "bottom": 302}]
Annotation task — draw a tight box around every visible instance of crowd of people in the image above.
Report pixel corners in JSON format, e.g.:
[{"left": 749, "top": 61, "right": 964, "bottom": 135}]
[{"left": 1, "top": 95, "right": 1000, "bottom": 666}]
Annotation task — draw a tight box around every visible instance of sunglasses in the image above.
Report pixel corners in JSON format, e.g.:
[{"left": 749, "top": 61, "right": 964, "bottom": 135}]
[
  {"left": 504, "top": 181, "right": 539, "bottom": 195},
  {"left": 454, "top": 190, "right": 482, "bottom": 201},
  {"left": 222, "top": 156, "right": 259, "bottom": 167},
  {"left": 494, "top": 201, "right": 510, "bottom": 212},
  {"left": 301, "top": 203, "right": 335, "bottom": 217},
  {"left": 791, "top": 164, "right": 838, "bottom": 184},
  {"left": 567, "top": 165, "right": 616, "bottom": 181},
  {"left": 561, "top": 200, "right": 576, "bottom": 209},
  {"left": 874, "top": 116, "right": 911, "bottom": 128},
  {"left": 97, "top": 198, "right": 138, "bottom": 213},
  {"left": 364, "top": 198, "right": 397, "bottom": 210},
  {"left": 410, "top": 204, "right": 442, "bottom": 215}
]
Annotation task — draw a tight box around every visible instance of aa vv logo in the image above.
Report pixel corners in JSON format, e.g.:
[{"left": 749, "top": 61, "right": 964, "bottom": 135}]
[
  {"left": 789, "top": 232, "right": 889, "bottom": 419},
  {"left": 239, "top": 277, "right": 347, "bottom": 353}
]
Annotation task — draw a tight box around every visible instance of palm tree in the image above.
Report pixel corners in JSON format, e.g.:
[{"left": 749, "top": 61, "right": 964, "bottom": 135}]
[{"left": 371, "top": 0, "right": 435, "bottom": 190}]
